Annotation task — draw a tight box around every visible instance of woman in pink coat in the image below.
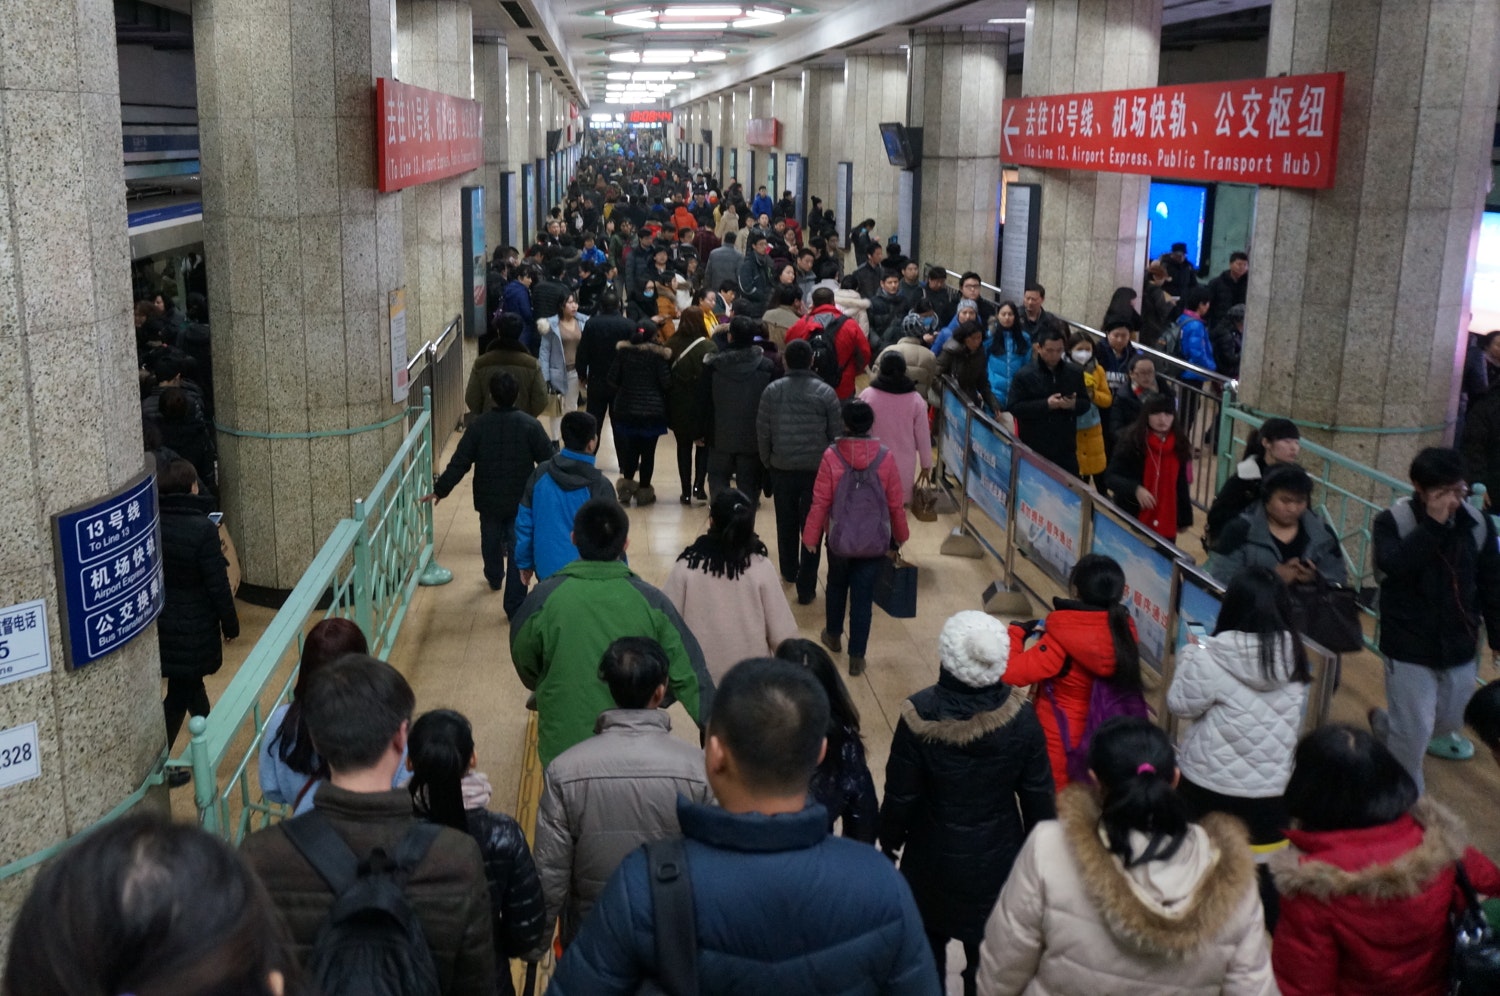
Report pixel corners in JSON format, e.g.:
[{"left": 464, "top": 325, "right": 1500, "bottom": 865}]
[{"left": 860, "top": 351, "right": 933, "bottom": 505}]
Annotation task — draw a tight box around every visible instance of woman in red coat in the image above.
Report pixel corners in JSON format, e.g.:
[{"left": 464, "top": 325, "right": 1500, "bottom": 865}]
[
  {"left": 1004, "top": 554, "right": 1143, "bottom": 789},
  {"left": 1272, "top": 725, "right": 1500, "bottom": 996}
]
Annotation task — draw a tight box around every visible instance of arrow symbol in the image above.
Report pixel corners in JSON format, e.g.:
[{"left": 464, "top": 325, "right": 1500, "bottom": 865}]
[{"left": 1003, "top": 105, "right": 1020, "bottom": 158}]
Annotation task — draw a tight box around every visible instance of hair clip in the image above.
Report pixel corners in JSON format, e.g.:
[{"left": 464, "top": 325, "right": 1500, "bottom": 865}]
[{"left": 1136, "top": 763, "right": 1156, "bottom": 776}]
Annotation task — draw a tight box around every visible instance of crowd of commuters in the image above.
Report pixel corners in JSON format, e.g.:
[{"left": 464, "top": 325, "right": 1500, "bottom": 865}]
[{"left": 16, "top": 153, "right": 1500, "bottom": 996}]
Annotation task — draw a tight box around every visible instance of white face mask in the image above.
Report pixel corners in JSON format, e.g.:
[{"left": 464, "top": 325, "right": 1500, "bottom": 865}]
[{"left": 1071, "top": 349, "right": 1093, "bottom": 365}]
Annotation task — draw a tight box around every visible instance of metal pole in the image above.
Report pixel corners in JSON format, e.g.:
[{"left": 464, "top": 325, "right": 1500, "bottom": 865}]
[
  {"left": 940, "top": 387, "right": 984, "bottom": 559},
  {"left": 353, "top": 498, "right": 375, "bottom": 639},
  {"left": 419, "top": 385, "right": 454, "bottom": 586},
  {"left": 189, "top": 714, "right": 220, "bottom": 838}
]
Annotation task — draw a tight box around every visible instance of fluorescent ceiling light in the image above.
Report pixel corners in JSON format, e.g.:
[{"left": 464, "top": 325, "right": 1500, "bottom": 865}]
[
  {"left": 987, "top": 17, "right": 1026, "bottom": 23},
  {"left": 609, "top": 48, "right": 727, "bottom": 64},
  {"left": 610, "top": 5, "right": 785, "bottom": 30}
]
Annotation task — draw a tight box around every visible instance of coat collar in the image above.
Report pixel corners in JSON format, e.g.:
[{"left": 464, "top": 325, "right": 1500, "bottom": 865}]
[
  {"left": 900, "top": 681, "right": 1024, "bottom": 746},
  {"left": 676, "top": 798, "right": 829, "bottom": 853},
  {"left": 1272, "top": 799, "right": 1468, "bottom": 901},
  {"left": 594, "top": 708, "right": 673, "bottom": 735},
  {"left": 1056, "top": 785, "right": 1255, "bottom": 958},
  {"left": 311, "top": 784, "right": 413, "bottom": 822}
]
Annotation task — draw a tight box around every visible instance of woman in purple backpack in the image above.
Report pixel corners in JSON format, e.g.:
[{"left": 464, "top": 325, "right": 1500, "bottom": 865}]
[
  {"left": 802, "top": 399, "right": 909, "bottom": 676},
  {"left": 1004, "top": 554, "right": 1144, "bottom": 789}
]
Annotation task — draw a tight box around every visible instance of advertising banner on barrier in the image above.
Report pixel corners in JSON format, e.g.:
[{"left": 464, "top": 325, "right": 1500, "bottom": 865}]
[
  {"left": 376, "top": 78, "right": 484, "bottom": 193},
  {"left": 1176, "top": 574, "right": 1223, "bottom": 654},
  {"left": 941, "top": 389, "right": 967, "bottom": 474},
  {"left": 1091, "top": 512, "right": 1173, "bottom": 664},
  {"left": 999, "top": 72, "right": 1344, "bottom": 189},
  {"left": 967, "top": 417, "right": 1012, "bottom": 530},
  {"left": 1015, "top": 457, "right": 1082, "bottom": 580}
]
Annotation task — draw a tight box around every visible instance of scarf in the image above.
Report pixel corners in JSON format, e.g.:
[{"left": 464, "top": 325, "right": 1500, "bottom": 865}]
[
  {"left": 871, "top": 371, "right": 916, "bottom": 394},
  {"left": 1140, "top": 432, "right": 1180, "bottom": 539},
  {"left": 462, "top": 771, "right": 493, "bottom": 810}
]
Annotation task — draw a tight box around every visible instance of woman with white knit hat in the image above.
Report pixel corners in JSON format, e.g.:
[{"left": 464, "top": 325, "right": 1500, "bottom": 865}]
[{"left": 878, "top": 610, "right": 1057, "bottom": 996}]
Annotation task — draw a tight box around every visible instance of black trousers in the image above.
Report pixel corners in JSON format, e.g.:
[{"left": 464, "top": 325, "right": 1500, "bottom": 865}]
[
  {"left": 706, "top": 449, "right": 760, "bottom": 502},
  {"left": 616, "top": 433, "right": 658, "bottom": 487},
  {"left": 926, "top": 931, "right": 980, "bottom": 996},
  {"left": 675, "top": 436, "right": 708, "bottom": 498},
  {"left": 771, "top": 467, "right": 820, "bottom": 601},
  {"left": 1177, "top": 776, "right": 1284, "bottom": 930},
  {"left": 163, "top": 675, "right": 211, "bottom": 745}
]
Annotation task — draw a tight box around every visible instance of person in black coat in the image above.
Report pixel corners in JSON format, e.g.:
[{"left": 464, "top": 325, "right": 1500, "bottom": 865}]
[
  {"left": 575, "top": 292, "right": 636, "bottom": 454},
  {"left": 157, "top": 459, "right": 239, "bottom": 747},
  {"left": 879, "top": 610, "right": 1055, "bottom": 996},
  {"left": 1005, "top": 323, "right": 1090, "bottom": 475},
  {"left": 425, "top": 372, "right": 553, "bottom": 618},
  {"left": 607, "top": 327, "right": 672, "bottom": 506},
  {"left": 409, "top": 709, "right": 547, "bottom": 996}
]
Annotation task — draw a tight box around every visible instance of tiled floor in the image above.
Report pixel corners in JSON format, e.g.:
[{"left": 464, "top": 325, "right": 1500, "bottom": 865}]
[{"left": 201, "top": 425, "right": 1500, "bottom": 995}]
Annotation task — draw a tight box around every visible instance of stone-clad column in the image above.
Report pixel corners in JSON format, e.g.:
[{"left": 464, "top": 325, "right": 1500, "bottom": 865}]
[
  {"left": 0, "top": 0, "right": 165, "bottom": 942},
  {"left": 842, "top": 53, "right": 908, "bottom": 245},
  {"left": 1021, "top": 0, "right": 1161, "bottom": 323},
  {"left": 474, "top": 36, "right": 510, "bottom": 256},
  {"left": 1238, "top": 0, "right": 1500, "bottom": 474},
  {"left": 771, "top": 75, "right": 803, "bottom": 162},
  {"left": 801, "top": 67, "right": 845, "bottom": 215},
  {"left": 908, "top": 28, "right": 1008, "bottom": 277},
  {"left": 196, "top": 0, "right": 410, "bottom": 589}
]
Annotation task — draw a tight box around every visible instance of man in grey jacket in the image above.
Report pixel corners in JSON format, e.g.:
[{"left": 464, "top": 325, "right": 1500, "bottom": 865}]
[
  {"left": 531, "top": 636, "right": 713, "bottom": 951},
  {"left": 757, "top": 339, "right": 842, "bottom": 604},
  {"left": 704, "top": 231, "right": 741, "bottom": 297}
]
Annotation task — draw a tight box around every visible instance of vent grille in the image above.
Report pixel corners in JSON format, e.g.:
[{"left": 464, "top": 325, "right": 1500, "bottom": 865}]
[
  {"left": 500, "top": 2, "right": 532, "bottom": 28},
  {"left": 527, "top": 35, "right": 548, "bottom": 52},
  {"left": 543, "top": 55, "right": 558, "bottom": 66}
]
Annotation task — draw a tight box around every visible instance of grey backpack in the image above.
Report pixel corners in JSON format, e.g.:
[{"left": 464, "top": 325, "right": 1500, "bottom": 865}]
[{"left": 827, "top": 447, "right": 892, "bottom": 559}]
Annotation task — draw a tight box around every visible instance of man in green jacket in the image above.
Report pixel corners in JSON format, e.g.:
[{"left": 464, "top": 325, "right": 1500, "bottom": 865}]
[{"left": 510, "top": 498, "right": 715, "bottom": 766}]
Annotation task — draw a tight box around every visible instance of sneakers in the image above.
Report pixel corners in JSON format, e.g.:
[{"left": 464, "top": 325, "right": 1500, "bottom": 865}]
[
  {"left": 848, "top": 655, "right": 866, "bottom": 677},
  {"left": 819, "top": 628, "right": 842, "bottom": 654},
  {"left": 616, "top": 477, "right": 639, "bottom": 503},
  {"left": 635, "top": 485, "right": 656, "bottom": 507}
]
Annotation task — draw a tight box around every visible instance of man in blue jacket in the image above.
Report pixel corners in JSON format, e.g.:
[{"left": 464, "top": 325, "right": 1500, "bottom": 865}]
[
  {"left": 548, "top": 657, "right": 939, "bottom": 996},
  {"left": 515, "top": 411, "right": 617, "bottom": 583}
]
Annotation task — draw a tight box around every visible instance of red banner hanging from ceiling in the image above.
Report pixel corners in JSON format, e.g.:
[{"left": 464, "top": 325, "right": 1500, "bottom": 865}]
[
  {"left": 1000, "top": 72, "right": 1344, "bottom": 189},
  {"left": 375, "top": 78, "right": 484, "bottom": 193},
  {"left": 746, "top": 118, "right": 781, "bottom": 147}
]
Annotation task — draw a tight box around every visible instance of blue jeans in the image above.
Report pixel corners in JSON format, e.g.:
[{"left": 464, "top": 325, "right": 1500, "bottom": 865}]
[
  {"left": 479, "top": 513, "right": 527, "bottom": 619},
  {"left": 825, "top": 554, "right": 883, "bottom": 657}
]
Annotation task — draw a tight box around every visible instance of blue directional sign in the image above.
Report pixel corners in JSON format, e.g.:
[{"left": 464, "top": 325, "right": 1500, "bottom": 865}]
[{"left": 52, "top": 469, "right": 164, "bottom": 669}]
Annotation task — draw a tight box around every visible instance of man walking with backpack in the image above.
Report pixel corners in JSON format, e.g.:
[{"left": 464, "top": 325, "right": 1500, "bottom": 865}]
[
  {"left": 786, "top": 287, "right": 871, "bottom": 400},
  {"left": 802, "top": 399, "right": 910, "bottom": 675},
  {"left": 241, "top": 654, "right": 496, "bottom": 996},
  {"left": 1369, "top": 447, "right": 1500, "bottom": 792}
]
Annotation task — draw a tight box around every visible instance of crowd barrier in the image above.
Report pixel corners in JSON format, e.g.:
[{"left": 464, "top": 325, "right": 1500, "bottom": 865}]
[
  {"left": 935, "top": 377, "right": 1341, "bottom": 736},
  {"left": 405, "top": 314, "right": 467, "bottom": 454}
]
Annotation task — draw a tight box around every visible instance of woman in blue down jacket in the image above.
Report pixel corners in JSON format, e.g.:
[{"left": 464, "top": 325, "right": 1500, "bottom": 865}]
[{"left": 985, "top": 301, "right": 1030, "bottom": 409}]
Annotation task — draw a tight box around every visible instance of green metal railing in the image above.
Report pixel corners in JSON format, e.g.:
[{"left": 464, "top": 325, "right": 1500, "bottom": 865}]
[{"left": 171, "top": 387, "right": 451, "bottom": 842}]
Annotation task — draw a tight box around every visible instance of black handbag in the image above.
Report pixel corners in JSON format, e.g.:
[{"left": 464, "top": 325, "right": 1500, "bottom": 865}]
[
  {"left": 1451, "top": 861, "right": 1500, "bottom": 994},
  {"left": 874, "top": 553, "right": 918, "bottom": 619},
  {"left": 1288, "top": 577, "right": 1365, "bottom": 653}
]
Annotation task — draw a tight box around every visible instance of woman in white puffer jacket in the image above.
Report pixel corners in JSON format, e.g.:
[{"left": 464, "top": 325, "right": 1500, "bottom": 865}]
[{"left": 1168, "top": 566, "right": 1311, "bottom": 928}]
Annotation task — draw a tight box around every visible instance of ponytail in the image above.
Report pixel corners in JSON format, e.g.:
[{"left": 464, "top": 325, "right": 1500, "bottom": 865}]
[
  {"left": 1106, "top": 605, "right": 1142, "bottom": 692},
  {"left": 1089, "top": 717, "right": 1189, "bottom": 867},
  {"left": 407, "top": 710, "right": 474, "bottom": 832}
]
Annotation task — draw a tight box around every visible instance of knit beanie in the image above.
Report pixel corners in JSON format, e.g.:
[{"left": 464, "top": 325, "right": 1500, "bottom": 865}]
[{"left": 938, "top": 611, "right": 1010, "bottom": 688}]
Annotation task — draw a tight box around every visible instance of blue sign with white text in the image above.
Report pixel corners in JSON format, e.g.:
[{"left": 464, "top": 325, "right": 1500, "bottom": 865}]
[
  {"left": 52, "top": 471, "right": 164, "bottom": 669},
  {"left": 967, "top": 417, "right": 1012, "bottom": 530}
]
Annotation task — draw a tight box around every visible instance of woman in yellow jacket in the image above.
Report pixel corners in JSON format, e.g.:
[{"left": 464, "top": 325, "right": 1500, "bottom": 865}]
[{"left": 1070, "top": 332, "right": 1113, "bottom": 487}]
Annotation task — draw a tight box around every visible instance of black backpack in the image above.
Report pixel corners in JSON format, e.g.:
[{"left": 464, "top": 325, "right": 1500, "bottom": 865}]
[
  {"left": 806, "top": 314, "right": 850, "bottom": 388},
  {"left": 281, "top": 812, "right": 443, "bottom": 996}
]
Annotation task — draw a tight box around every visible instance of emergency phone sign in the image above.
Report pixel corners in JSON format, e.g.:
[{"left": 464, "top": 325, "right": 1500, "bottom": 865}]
[
  {"left": 52, "top": 468, "right": 164, "bottom": 669},
  {"left": 1000, "top": 72, "right": 1344, "bottom": 189}
]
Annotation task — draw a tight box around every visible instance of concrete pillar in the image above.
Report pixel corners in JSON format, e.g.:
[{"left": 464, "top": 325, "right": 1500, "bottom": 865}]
[
  {"left": 0, "top": 0, "right": 167, "bottom": 940},
  {"left": 1021, "top": 0, "right": 1161, "bottom": 323},
  {"left": 507, "top": 57, "right": 530, "bottom": 179},
  {"left": 710, "top": 94, "right": 730, "bottom": 179},
  {"left": 197, "top": 0, "right": 411, "bottom": 589},
  {"left": 1238, "top": 0, "right": 1500, "bottom": 473},
  {"left": 801, "top": 67, "right": 845, "bottom": 217},
  {"left": 474, "top": 36, "right": 510, "bottom": 255},
  {"left": 842, "top": 53, "right": 908, "bottom": 247},
  {"left": 771, "top": 75, "right": 803, "bottom": 157},
  {"left": 729, "top": 88, "right": 752, "bottom": 189},
  {"left": 909, "top": 28, "right": 1007, "bottom": 277}
]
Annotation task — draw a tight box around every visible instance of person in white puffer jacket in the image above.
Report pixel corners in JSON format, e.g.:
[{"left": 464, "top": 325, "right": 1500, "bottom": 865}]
[{"left": 1167, "top": 566, "right": 1311, "bottom": 929}]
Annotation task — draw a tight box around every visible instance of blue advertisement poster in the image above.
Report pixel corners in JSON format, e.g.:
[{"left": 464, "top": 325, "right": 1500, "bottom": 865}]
[
  {"left": 51, "top": 470, "right": 164, "bottom": 669},
  {"left": 1091, "top": 512, "right": 1174, "bottom": 664},
  {"left": 1015, "top": 458, "right": 1082, "bottom": 580},
  {"left": 967, "top": 417, "right": 1012, "bottom": 530},
  {"left": 1176, "top": 576, "right": 1223, "bottom": 654},
  {"left": 940, "top": 388, "right": 967, "bottom": 478},
  {"left": 461, "top": 186, "right": 486, "bottom": 338}
]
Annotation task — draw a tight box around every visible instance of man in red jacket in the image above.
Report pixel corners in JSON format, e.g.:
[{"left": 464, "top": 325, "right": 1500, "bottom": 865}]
[{"left": 785, "top": 287, "right": 871, "bottom": 400}]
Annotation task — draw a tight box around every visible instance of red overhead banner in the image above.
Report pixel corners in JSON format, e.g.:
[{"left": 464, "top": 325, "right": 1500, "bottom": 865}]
[
  {"left": 746, "top": 117, "right": 781, "bottom": 147},
  {"left": 1000, "top": 72, "right": 1344, "bottom": 189},
  {"left": 376, "top": 78, "right": 483, "bottom": 193}
]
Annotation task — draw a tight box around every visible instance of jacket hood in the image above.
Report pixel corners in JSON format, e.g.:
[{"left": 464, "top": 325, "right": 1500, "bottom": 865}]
[
  {"left": 1194, "top": 631, "right": 1299, "bottom": 692},
  {"left": 546, "top": 450, "right": 600, "bottom": 490},
  {"left": 833, "top": 290, "right": 870, "bottom": 313},
  {"left": 1273, "top": 799, "right": 1467, "bottom": 901},
  {"left": 899, "top": 685, "right": 1023, "bottom": 745},
  {"left": 833, "top": 436, "right": 885, "bottom": 471},
  {"left": 1234, "top": 455, "right": 1264, "bottom": 480},
  {"left": 707, "top": 345, "right": 769, "bottom": 380},
  {"left": 615, "top": 339, "right": 671, "bottom": 359},
  {"left": 1057, "top": 786, "right": 1255, "bottom": 958}
]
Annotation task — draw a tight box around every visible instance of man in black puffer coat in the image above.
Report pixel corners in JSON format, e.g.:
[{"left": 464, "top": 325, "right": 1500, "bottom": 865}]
[
  {"left": 427, "top": 371, "right": 554, "bottom": 618},
  {"left": 879, "top": 610, "right": 1055, "bottom": 996},
  {"left": 157, "top": 458, "right": 239, "bottom": 748}
]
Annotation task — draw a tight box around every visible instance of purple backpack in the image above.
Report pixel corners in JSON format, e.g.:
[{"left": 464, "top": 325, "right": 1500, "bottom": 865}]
[
  {"left": 827, "top": 446, "right": 891, "bottom": 559},
  {"left": 1042, "top": 667, "right": 1150, "bottom": 785}
]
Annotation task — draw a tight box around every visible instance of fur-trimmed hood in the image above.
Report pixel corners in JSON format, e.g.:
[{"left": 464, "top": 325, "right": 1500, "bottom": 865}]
[
  {"left": 1271, "top": 798, "right": 1467, "bottom": 901},
  {"left": 615, "top": 339, "right": 671, "bottom": 359},
  {"left": 1056, "top": 785, "right": 1256, "bottom": 959},
  {"left": 899, "top": 687, "right": 1023, "bottom": 746}
]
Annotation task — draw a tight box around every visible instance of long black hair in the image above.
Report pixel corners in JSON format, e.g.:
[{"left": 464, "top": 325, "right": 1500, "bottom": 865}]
[
  {"left": 776, "top": 637, "right": 861, "bottom": 761},
  {"left": 407, "top": 709, "right": 475, "bottom": 832},
  {"left": 1090, "top": 717, "right": 1190, "bottom": 867},
  {"left": 1214, "top": 566, "right": 1311, "bottom": 685},
  {"left": 1118, "top": 392, "right": 1192, "bottom": 462},
  {"left": 987, "top": 300, "right": 1027, "bottom": 357},
  {"left": 271, "top": 617, "right": 369, "bottom": 776},
  {"left": 676, "top": 488, "right": 768, "bottom": 580},
  {"left": 1069, "top": 554, "right": 1142, "bottom": 691}
]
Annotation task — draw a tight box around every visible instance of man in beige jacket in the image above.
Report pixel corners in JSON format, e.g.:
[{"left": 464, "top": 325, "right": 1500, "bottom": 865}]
[{"left": 531, "top": 636, "right": 714, "bottom": 952}]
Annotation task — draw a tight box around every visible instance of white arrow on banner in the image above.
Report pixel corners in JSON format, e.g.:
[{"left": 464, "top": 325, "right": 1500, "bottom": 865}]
[{"left": 1003, "top": 105, "right": 1020, "bottom": 157}]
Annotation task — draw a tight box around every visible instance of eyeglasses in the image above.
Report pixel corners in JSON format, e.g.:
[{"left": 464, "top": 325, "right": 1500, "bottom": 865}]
[{"left": 1428, "top": 485, "right": 1472, "bottom": 500}]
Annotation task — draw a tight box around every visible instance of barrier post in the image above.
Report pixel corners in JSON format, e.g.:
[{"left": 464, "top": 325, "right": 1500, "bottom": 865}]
[
  {"left": 352, "top": 498, "right": 375, "bottom": 639},
  {"left": 189, "top": 714, "right": 220, "bottom": 837},
  {"left": 940, "top": 394, "right": 983, "bottom": 559},
  {"left": 1215, "top": 384, "right": 1240, "bottom": 493},
  {"left": 418, "top": 386, "right": 454, "bottom": 586}
]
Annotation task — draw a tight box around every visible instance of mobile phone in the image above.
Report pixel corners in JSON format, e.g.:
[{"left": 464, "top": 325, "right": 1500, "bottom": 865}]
[
  {"left": 1186, "top": 622, "right": 1208, "bottom": 639},
  {"left": 208, "top": 512, "right": 224, "bottom": 526}
]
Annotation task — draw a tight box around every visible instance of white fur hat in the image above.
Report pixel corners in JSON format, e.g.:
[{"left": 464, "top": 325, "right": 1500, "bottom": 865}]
[{"left": 938, "top": 610, "right": 1010, "bottom": 688}]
